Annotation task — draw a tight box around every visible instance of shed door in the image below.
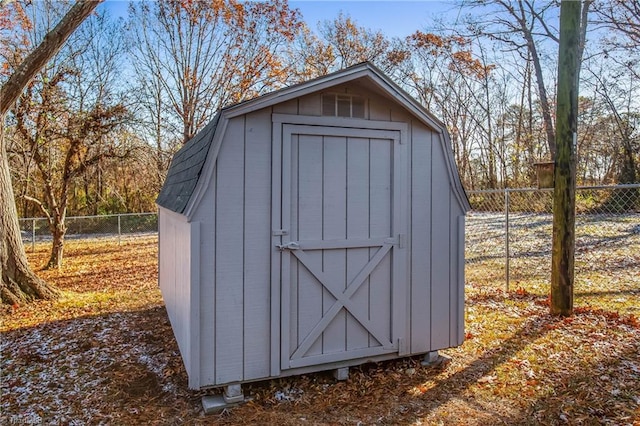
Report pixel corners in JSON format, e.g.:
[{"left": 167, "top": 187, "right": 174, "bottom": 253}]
[{"left": 273, "top": 121, "right": 408, "bottom": 371}]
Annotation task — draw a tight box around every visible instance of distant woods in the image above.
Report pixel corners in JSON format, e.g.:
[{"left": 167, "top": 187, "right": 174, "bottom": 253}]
[{"left": 2, "top": 0, "right": 639, "bottom": 220}]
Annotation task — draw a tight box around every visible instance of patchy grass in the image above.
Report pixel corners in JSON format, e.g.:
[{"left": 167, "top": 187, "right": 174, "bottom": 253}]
[
  {"left": 1, "top": 237, "right": 161, "bottom": 331},
  {"left": 466, "top": 212, "right": 640, "bottom": 317},
  {"left": 1, "top": 232, "right": 639, "bottom": 425}
]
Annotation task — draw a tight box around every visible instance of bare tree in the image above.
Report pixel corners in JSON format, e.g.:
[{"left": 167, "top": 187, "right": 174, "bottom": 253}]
[
  {"left": 592, "top": 0, "right": 640, "bottom": 48},
  {"left": 586, "top": 68, "right": 638, "bottom": 184},
  {"left": 462, "top": 0, "right": 592, "bottom": 158},
  {"left": 1, "top": 0, "right": 102, "bottom": 304},
  {"left": 8, "top": 3, "right": 131, "bottom": 269},
  {"left": 287, "top": 13, "right": 407, "bottom": 83},
  {"left": 128, "top": 0, "right": 302, "bottom": 147},
  {"left": 319, "top": 13, "right": 391, "bottom": 69},
  {"left": 1, "top": 1, "right": 102, "bottom": 115},
  {"left": 585, "top": 0, "right": 639, "bottom": 191},
  {"left": 402, "top": 31, "right": 498, "bottom": 187}
]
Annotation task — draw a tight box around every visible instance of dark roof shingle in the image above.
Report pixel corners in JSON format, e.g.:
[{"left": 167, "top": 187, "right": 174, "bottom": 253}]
[{"left": 156, "top": 113, "right": 221, "bottom": 213}]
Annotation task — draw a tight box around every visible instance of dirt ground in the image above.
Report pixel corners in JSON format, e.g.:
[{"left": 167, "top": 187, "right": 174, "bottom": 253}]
[{"left": 1, "top": 234, "right": 639, "bottom": 425}]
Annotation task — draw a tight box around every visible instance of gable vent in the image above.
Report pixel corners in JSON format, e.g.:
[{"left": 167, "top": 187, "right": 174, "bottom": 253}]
[{"left": 322, "top": 93, "right": 365, "bottom": 118}]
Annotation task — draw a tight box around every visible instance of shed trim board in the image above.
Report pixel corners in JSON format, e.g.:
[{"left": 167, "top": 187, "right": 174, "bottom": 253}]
[
  {"left": 457, "top": 216, "right": 466, "bottom": 345},
  {"left": 189, "top": 221, "right": 201, "bottom": 389},
  {"left": 270, "top": 116, "right": 283, "bottom": 377}
]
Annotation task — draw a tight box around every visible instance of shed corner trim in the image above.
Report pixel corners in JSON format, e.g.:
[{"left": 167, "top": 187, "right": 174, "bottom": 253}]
[{"left": 188, "top": 220, "right": 202, "bottom": 389}]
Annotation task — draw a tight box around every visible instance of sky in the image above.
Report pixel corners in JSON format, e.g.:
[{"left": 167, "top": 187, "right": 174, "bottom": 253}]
[
  {"left": 289, "top": 1, "right": 460, "bottom": 38},
  {"left": 101, "top": 0, "right": 462, "bottom": 39}
]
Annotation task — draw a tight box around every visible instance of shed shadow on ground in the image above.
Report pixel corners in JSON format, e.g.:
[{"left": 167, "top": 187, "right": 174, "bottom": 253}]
[
  {"left": 576, "top": 289, "right": 640, "bottom": 298},
  {"left": 509, "top": 344, "right": 640, "bottom": 425},
  {"left": 404, "top": 314, "right": 559, "bottom": 420}
]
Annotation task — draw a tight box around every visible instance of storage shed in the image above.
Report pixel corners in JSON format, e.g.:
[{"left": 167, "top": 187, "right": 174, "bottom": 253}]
[{"left": 156, "top": 62, "right": 470, "bottom": 393}]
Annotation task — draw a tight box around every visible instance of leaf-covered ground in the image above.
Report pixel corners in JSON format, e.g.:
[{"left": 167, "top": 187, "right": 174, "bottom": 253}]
[{"left": 1, "top": 229, "right": 639, "bottom": 425}]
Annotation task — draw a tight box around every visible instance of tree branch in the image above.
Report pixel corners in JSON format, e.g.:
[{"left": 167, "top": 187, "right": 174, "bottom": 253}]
[
  {"left": 0, "top": 0, "right": 103, "bottom": 116},
  {"left": 23, "top": 195, "right": 52, "bottom": 224}
]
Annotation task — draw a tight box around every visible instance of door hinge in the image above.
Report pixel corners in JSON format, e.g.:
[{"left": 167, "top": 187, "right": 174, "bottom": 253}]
[{"left": 398, "top": 233, "right": 406, "bottom": 249}]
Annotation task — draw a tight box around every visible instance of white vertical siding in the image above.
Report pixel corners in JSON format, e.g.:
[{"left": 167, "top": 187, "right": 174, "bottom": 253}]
[
  {"left": 321, "top": 135, "right": 348, "bottom": 354},
  {"left": 346, "top": 137, "right": 372, "bottom": 351},
  {"left": 388, "top": 110, "right": 410, "bottom": 356},
  {"left": 158, "top": 208, "right": 192, "bottom": 376},
  {"left": 454, "top": 215, "right": 466, "bottom": 346},
  {"left": 298, "top": 93, "right": 321, "bottom": 115},
  {"left": 367, "top": 90, "right": 394, "bottom": 121},
  {"left": 195, "top": 111, "right": 275, "bottom": 387},
  {"left": 294, "top": 134, "right": 324, "bottom": 358},
  {"left": 368, "top": 137, "right": 393, "bottom": 347},
  {"left": 449, "top": 201, "right": 461, "bottom": 346},
  {"left": 188, "top": 222, "right": 201, "bottom": 388},
  {"left": 273, "top": 99, "right": 298, "bottom": 114},
  {"left": 369, "top": 100, "right": 391, "bottom": 121},
  {"left": 406, "top": 121, "right": 467, "bottom": 353}
]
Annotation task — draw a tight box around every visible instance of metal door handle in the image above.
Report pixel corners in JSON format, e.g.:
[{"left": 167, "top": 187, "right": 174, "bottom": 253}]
[{"left": 276, "top": 242, "right": 300, "bottom": 251}]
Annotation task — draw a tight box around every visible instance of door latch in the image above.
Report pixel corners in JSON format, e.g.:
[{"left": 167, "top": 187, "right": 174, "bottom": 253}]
[{"left": 276, "top": 241, "right": 300, "bottom": 251}]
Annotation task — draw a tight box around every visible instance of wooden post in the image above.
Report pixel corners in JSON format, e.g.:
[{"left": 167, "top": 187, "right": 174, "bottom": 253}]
[{"left": 551, "top": 0, "right": 582, "bottom": 316}]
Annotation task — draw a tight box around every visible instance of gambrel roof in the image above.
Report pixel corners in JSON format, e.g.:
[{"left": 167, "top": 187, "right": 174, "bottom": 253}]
[
  {"left": 156, "top": 113, "right": 220, "bottom": 213},
  {"left": 156, "top": 62, "right": 470, "bottom": 217}
]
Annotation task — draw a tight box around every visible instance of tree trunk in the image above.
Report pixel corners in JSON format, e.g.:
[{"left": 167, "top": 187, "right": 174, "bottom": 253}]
[
  {"left": 619, "top": 132, "right": 637, "bottom": 184},
  {"left": 1, "top": 125, "right": 59, "bottom": 304},
  {"left": 551, "top": 0, "right": 582, "bottom": 316},
  {"left": 47, "top": 218, "right": 66, "bottom": 269},
  {"left": 524, "top": 32, "right": 557, "bottom": 158}
]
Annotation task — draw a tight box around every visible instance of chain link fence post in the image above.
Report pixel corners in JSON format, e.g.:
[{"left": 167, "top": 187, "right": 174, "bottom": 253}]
[
  {"left": 31, "top": 218, "right": 36, "bottom": 252},
  {"left": 504, "top": 188, "right": 510, "bottom": 292},
  {"left": 467, "top": 183, "right": 639, "bottom": 292}
]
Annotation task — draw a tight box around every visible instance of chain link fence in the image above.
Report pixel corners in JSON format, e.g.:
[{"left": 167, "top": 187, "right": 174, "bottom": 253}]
[
  {"left": 18, "top": 185, "right": 639, "bottom": 293},
  {"left": 19, "top": 212, "right": 158, "bottom": 250},
  {"left": 466, "top": 184, "right": 640, "bottom": 290}
]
